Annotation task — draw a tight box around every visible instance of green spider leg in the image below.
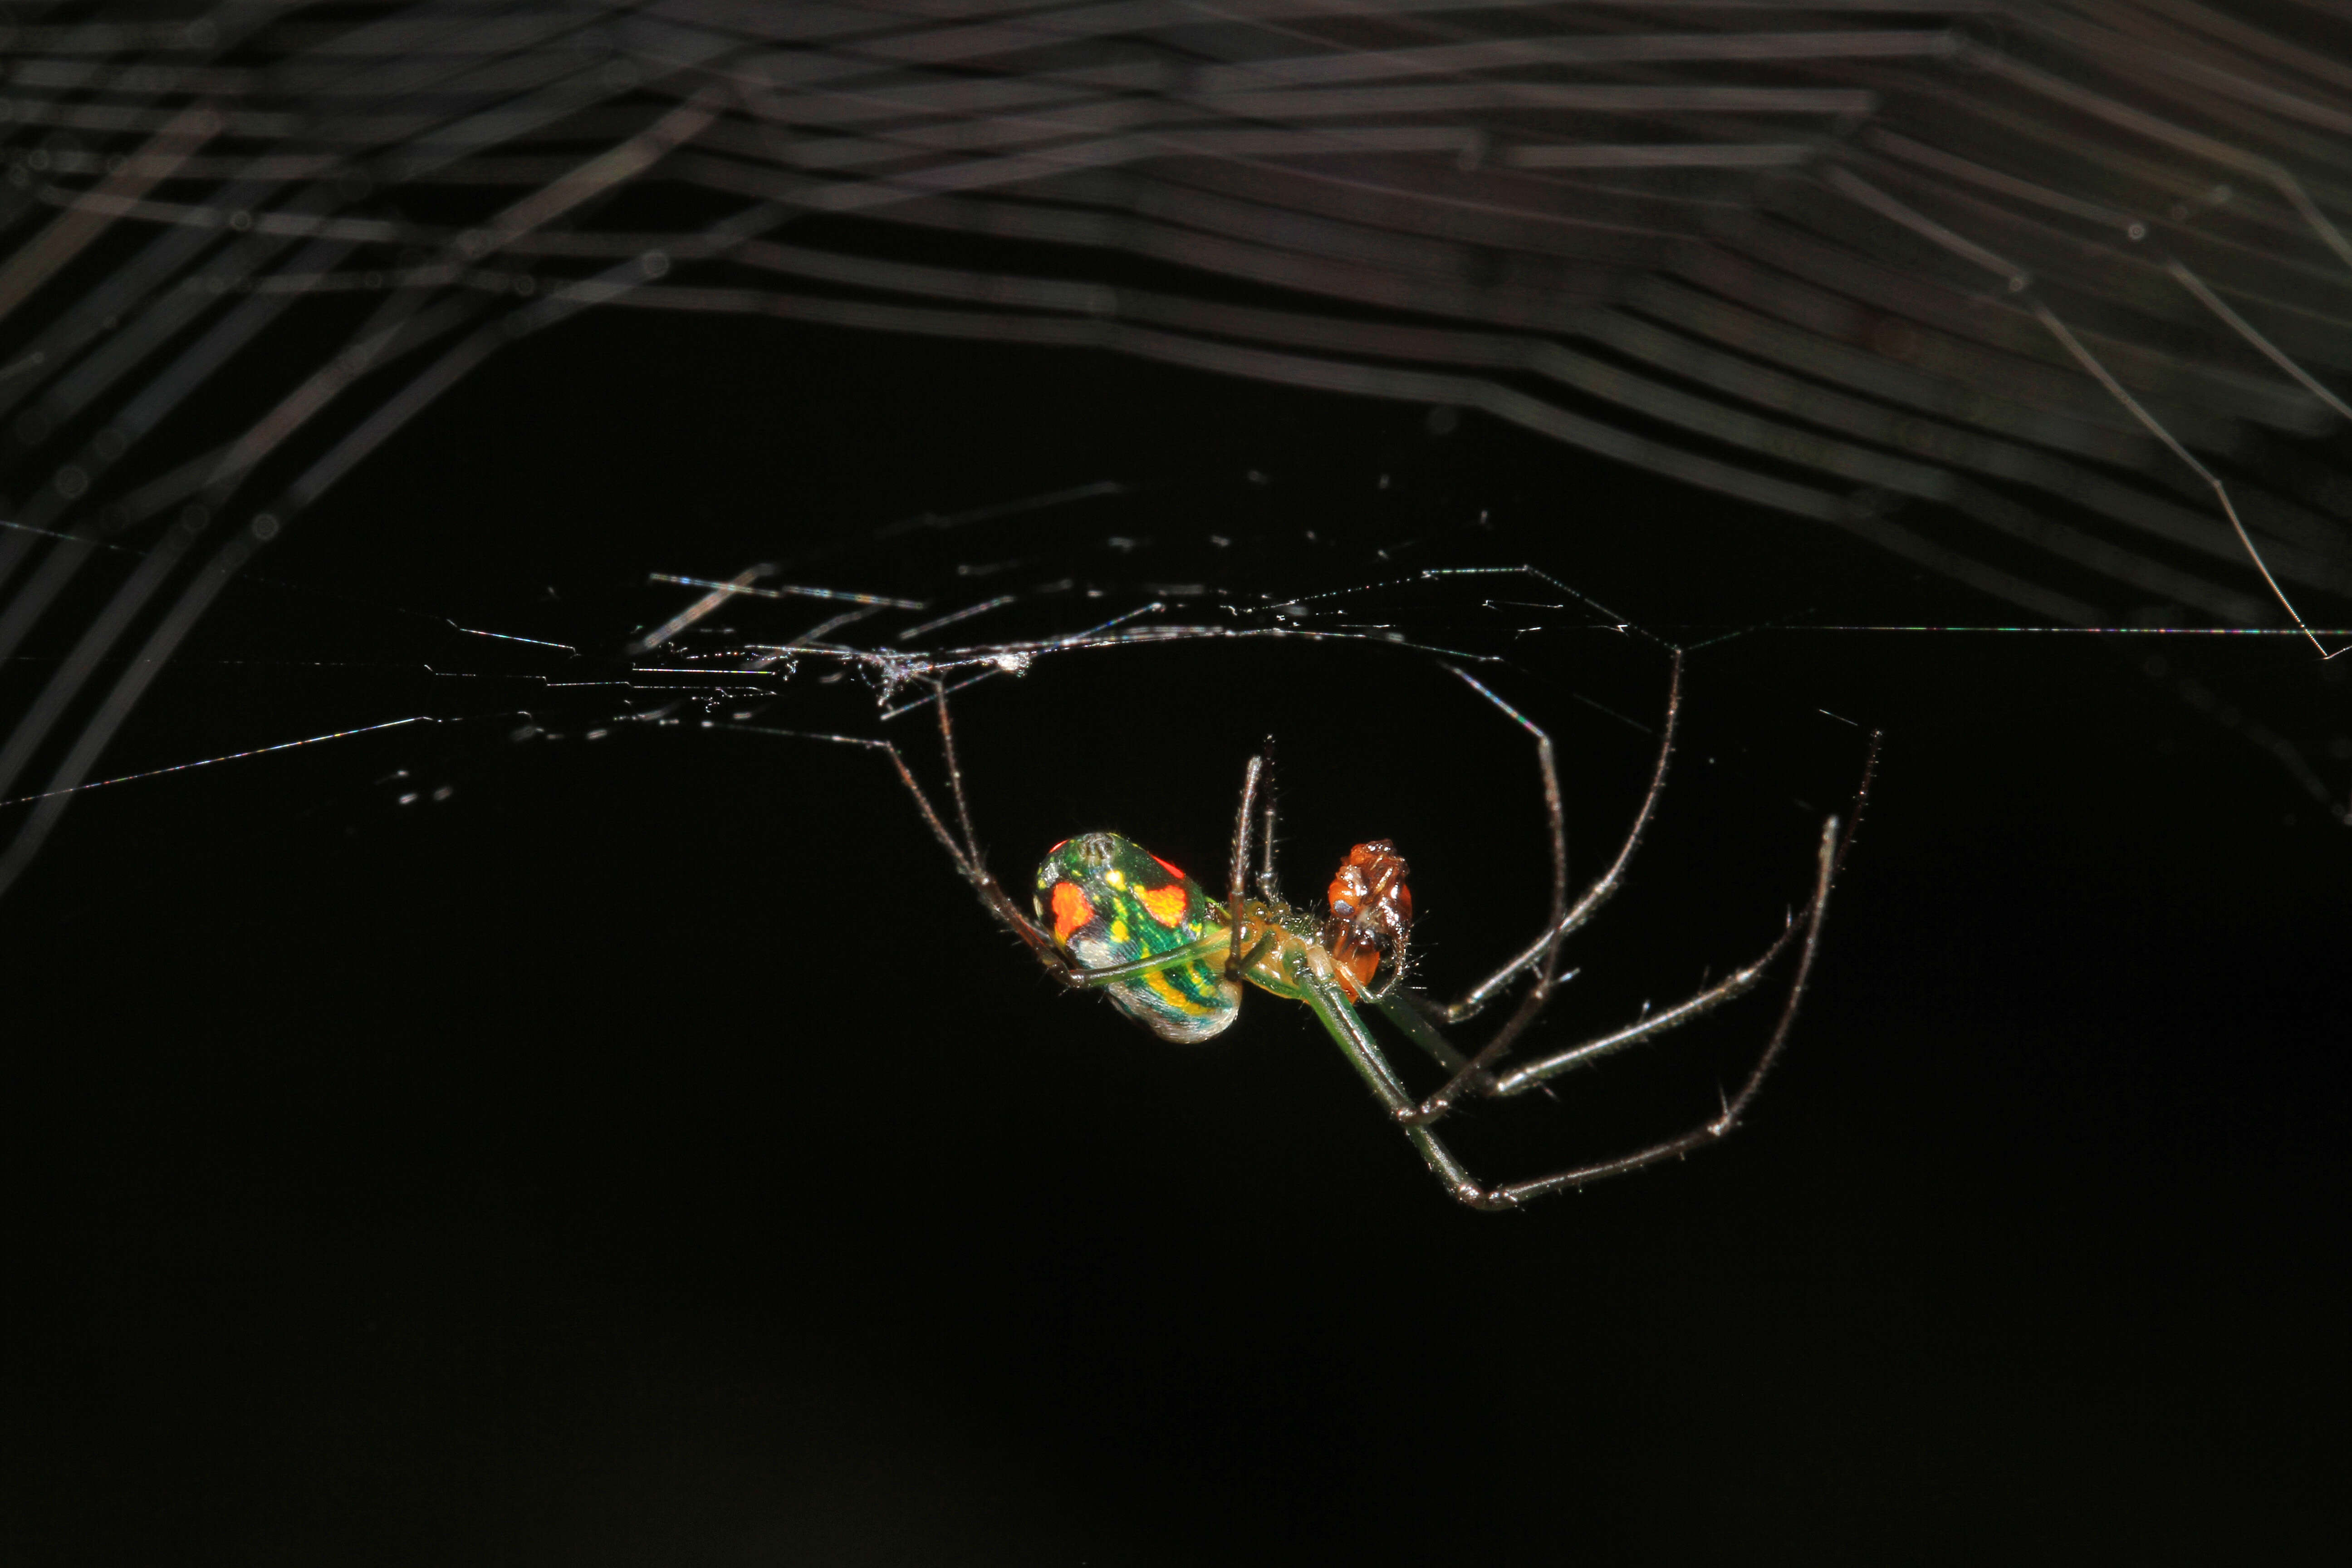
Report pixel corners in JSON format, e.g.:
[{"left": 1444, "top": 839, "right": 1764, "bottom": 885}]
[
  {"left": 1217, "top": 720, "right": 1872, "bottom": 1211},
  {"left": 1387, "top": 811, "right": 1854, "bottom": 1207}
]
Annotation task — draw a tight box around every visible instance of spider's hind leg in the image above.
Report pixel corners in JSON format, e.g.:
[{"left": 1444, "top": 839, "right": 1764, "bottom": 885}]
[
  {"left": 1471, "top": 808, "right": 1854, "bottom": 1206},
  {"left": 1404, "top": 654, "right": 1683, "bottom": 1122},
  {"left": 1222, "top": 735, "right": 1286, "bottom": 979},
  {"left": 1316, "top": 806, "right": 1853, "bottom": 1215},
  {"left": 838, "top": 681, "right": 1077, "bottom": 982}
]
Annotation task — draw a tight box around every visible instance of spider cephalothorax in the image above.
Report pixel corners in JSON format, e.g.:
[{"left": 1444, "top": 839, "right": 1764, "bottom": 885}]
[
  {"left": 875, "top": 654, "right": 1877, "bottom": 1211},
  {"left": 1321, "top": 841, "right": 1413, "bottom": 998}
]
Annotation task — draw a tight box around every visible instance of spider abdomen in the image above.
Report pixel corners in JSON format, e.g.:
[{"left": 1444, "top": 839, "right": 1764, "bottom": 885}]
[{"left": 1034, "top": 832, "right": 1241, "bottom": 1044}]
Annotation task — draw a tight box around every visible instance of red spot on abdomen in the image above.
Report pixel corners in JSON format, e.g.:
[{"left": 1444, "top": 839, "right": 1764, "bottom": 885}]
[
  {"left": 1050, "top": 881, "right": 1095, "bottom": 944},
  {"left": 1138, "top": 881, "right": 1191, "bottom": 928}
]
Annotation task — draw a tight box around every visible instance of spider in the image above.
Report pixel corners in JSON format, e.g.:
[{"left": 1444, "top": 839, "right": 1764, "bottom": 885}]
[{"left": 853, "top": 653, "right": 1877, "bottom": 1211}]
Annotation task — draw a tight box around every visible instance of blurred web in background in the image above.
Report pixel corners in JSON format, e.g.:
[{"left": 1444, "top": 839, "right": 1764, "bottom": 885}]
[{"left": 6, "top": 0, "right": 2352, "bottom": 897}]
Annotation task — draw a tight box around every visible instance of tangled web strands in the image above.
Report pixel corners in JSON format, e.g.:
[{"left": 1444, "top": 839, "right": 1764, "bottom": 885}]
[{"left": 5, "top": 0, "right": 2352, "bottom": 888}]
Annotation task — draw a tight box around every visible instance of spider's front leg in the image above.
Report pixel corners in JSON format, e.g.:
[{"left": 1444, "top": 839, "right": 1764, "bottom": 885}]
[
  {"left": 1392, "top": 797, "right": 1850, "bottom": 1137},
  {"left": 1293, "top": 960, "right": 1520, "bottom": 1210},
  {"left": 1465, "top": 810, "right": 1854, "bottom": 1206},
  {"left": 1325, "top": 818, "right": 1845, "bottom": 1211},
  {"left": 1331, "top": 758, "right": 1867, "bottom": 1210},
  {"left": 1394, "top": 656, "right": 1684, "bottom": 1123},
  {"left": 1387, "top": 881, "right": 1819, "bottom": 1132}
]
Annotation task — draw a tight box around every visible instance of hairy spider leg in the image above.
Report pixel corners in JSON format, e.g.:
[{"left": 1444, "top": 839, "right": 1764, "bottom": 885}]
[
  {"left": 1252, "top": 736, "right": 1282, "bottom": 905},
  {"left": 1485, "top": 736, "right": 1880, "bottom": 1104},
  {"left": 1246, "top": 801, "right": 1862, "bottom": 1209},
  {"left": 1424, "top": 654, "right": 1683, "bottom": 1018},
  {"left": 1201, "top": 685, "right": 1872, "bottom": 1209},
  {"left": 1225, "top": 754, "right": 1269, "bottom": 979},
  {"left": 1229, "top": 750, "right": 1411, "bottom": 1002},
  {"left": 1403, "top": 652, "right": 1684, "bottom": 1122},
  {"left": 1474, "top": 808, "right": 1861, "bottom": 1204},
  {"left": 1196, "top": 750, "right": 1553, "bottom": 1209},
  {"left": 1402, "top": 708, "right": 1881, "bottom": 1136},
  {"left": 785, "top": 682, "right": 1088, "bottom": 988}
]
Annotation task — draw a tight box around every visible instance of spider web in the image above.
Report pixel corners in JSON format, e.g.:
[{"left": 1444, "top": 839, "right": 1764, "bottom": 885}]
[
  {"left": 0, "top": 449, "right": 1851, "bottom": 875},
  {"left": 5, "top": 0, "right": 2352, "bottom": 912},
  {"left": 0, "top": 323, "right": 2340, "bottom": 929}
]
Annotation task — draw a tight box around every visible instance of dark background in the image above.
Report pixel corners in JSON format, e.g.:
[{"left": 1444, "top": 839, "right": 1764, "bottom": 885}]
[{"left": 3, "top": 310, "right": 2346, "bottom": 1563}]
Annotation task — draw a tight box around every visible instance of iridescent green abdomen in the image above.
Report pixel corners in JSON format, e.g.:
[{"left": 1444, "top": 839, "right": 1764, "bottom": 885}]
[{"left": 1034, "top": 832, "right": 1241, "bottom": 1043}]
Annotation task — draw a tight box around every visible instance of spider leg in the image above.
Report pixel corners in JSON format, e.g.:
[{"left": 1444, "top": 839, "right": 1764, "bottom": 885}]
[
  {"left": 1063, "top": 930, "right": 1243, "bottom": 989},
  {"left": 1305, "top": 794, "right": 1858, "bottom": 1213},
  {"left": 1400, "top": 653, "right": 1683, "bottom": 1117},
  {"left": 793, "top": 684, "right": 1077, "bottom": 982},
  {"left": 1226, "top": 751, "right": 1269, "bottom": 977},
  {"left": 929, "top": 676, "right": 991, "bottom": 877},
  {"left": 1480, "top": 888, "right": 1818, "bottom": 1099},
  {"left": 1367, "top": 990, "right": 1475, "bottom": 1076},
  {"left": 1473, "top": 803, "right": 1856, "bottom": 1206},
  {"left": 1221, "top": 734, "right": 1294, "bottom": 977},
  {"left": 1418, "top": 652, "right": 1681, "bottom": 1029},
  {"left": 1294, "top": 965, "right": 1509, "bottom": 1210},
  {"left": 923, "top": 681, "right": 1076, "bottom": 968},
  {"left": 1401, "top": 851, "right": 1809, "bottom": 1128},
  {"left": 1254, "top": 736, "right": 1283, "bottom": 905},
  {"left": 1494, "top": 735, "right": 1878, "bottom": 1196},
  {"left": 1418, "top": 723, "right": 1876, "bottom": 1125}
]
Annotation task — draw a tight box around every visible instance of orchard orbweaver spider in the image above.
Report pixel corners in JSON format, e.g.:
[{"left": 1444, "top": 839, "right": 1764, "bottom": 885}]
[{"left": 868, "top": 653, "right": 1877, "bottom": 1211}]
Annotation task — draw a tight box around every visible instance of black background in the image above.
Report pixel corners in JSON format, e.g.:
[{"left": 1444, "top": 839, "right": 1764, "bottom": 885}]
[{"left": 4, "top": 309, "right": 2346, "bottom": 1563}]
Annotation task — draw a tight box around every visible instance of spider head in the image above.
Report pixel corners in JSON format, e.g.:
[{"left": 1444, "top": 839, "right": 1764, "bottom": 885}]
[{"left": 1322, "top": 840, "right": 1414, "bottom": 996}]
